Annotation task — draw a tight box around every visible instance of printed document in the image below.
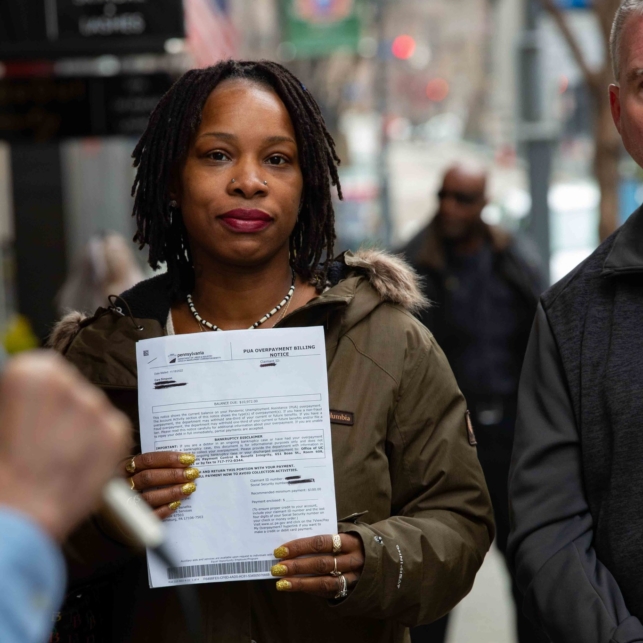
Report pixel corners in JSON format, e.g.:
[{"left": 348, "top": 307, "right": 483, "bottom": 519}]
[{"left": 136, "top": 327, "right": 337, "bottom": 588}]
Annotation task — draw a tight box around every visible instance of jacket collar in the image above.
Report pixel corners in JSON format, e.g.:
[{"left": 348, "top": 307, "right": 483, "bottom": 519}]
[
  {"left": 602, "top": 206, "right": 643, "bottom": 277},
  {"left": 116, "top": 250, "right": 430, "bottom": 325},
  {"left": 403, "top": 218, "right": 513, "bottom": 271},
  {"left": 49, "top": 249, "right": 429, "bottom": 355}
]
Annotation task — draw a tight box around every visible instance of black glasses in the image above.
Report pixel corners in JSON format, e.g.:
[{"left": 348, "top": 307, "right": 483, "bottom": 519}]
[{"left": 437, "top": 189, "right": 483, "bottom": 205}]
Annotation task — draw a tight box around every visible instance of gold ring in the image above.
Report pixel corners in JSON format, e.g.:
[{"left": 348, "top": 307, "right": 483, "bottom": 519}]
[
  {"left": 332, "top": 534, "right": 342, "bottom": 554},
  {"left": 125, "top": 457, "right": 136, "bottom": 474},
  {"left": 330, "top": 556, "right": 341, "bottom": 577},
  {"left": 129, "top": 477, "right": 136, "bottom": 491}
]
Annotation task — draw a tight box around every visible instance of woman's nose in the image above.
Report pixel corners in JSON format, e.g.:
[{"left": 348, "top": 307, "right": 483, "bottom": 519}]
[{"left": 227, "top": 162, "right": 268, "bottom": 198}]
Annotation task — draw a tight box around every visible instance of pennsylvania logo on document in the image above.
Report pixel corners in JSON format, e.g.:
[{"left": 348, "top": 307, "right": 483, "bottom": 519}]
[{"left": 164, "top": 348, "right": 223, "bottom": 365}]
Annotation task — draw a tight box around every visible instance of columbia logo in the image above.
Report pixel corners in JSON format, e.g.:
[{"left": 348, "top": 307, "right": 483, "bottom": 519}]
[{"left": 330, "top": 410, "right": 354, "bottom": 426}]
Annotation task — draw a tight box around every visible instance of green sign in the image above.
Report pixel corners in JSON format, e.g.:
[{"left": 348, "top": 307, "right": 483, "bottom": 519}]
[{"left": 281, "top": 0, "right": 361, "bottom": 59}]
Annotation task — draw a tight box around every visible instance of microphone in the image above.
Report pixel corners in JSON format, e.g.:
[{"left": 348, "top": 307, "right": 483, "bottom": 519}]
[
  {"left": 102, "top": 478, "right": 164, "bottom": 548},
  {"left": 102, "top": 478, "right": 204, "bottom": 642}
]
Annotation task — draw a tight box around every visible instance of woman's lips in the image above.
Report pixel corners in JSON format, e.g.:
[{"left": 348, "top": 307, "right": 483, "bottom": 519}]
[{"left": 218, "top": 208, "right": 273, "bottom": 233}]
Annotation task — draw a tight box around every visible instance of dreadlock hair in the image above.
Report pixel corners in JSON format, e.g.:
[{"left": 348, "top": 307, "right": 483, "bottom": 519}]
[{"left": 131, "top": 59, "right": 342, "bottom": 301}]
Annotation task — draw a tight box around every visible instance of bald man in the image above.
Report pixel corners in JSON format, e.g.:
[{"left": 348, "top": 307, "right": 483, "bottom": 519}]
[{"left": 401, "top": 164, "right": 544, "bottom": 643}]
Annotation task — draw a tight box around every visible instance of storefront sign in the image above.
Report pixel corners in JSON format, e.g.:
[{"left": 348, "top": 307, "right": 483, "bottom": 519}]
[
  {"left": 0, "top": 73, "right": 173, "bottom": 141},
  {"left": 555, "top": 0, "right": 592, "bottom": 8},
  {"left": 280, "top": 0, "right": 361, "bottom": 59},
  {"left": 0, "top": 0, "right": 184, "bottom": 58}
]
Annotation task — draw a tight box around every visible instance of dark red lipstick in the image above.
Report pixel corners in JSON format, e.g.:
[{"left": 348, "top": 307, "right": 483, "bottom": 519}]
[{"left": 218, "top": 208, "right": 273, "bottom": 233}]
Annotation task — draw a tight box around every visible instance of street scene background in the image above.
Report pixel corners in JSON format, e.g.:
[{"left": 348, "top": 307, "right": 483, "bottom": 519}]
[{"left": 0, "top": 1, "right": 626, "bottom": 640}]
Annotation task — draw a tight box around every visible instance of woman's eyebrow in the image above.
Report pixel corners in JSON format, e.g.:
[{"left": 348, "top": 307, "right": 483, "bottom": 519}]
[
  {"left": 264, "top": 135, "right": 296, "bottom": 145},
  {"left": 198, "top": 131, "right": 236, "bottom": 141},
  {"left": 197, "top": 132, "right": 295, "bottom": 144}
]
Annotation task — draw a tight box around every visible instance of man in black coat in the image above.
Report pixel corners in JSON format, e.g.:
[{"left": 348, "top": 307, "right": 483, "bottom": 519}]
[
  {"left": 508, "top": 2, "right": 643, "bottom": 641},
  {"left": 402, "top": 163, "right": 544, "bottom": 643}
]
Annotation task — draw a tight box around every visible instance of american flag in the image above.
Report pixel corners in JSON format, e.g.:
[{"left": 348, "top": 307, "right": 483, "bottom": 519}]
[{"left": 184, "top": 0, "right": 237, "bottom": 68}]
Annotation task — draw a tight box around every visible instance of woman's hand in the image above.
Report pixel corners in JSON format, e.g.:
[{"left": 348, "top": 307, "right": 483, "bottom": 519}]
[
  {"left": 122, "top": 452, "right": 199, "bottom": 519},
  {"left": 270, "top": 533, "right": 365, "bottom": 599}
]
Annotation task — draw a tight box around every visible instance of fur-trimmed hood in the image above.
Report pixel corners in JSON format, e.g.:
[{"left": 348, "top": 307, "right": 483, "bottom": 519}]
[
  {"left": 49, "top": 248, "right": 428, "bottom": 354},
  {"left": 342, "top": 249, "right": 428, "bottom": 314},
  {"left": 48, "top": 310, "right": 89, "bottom": 354}
]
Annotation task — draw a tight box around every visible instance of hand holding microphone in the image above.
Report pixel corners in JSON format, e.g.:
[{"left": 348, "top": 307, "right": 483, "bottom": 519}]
[
  {"left": 0, "top": 350, "right": 172, "bottom": 550},
  {"left": 0, "top": 350, "right": 203, "bottom": 642},
  {"left": 0, "top": 351, "right": 131, "bottom": 541}
]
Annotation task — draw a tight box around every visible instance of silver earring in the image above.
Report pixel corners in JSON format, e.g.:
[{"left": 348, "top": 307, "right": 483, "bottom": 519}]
[{"left": 168, "top": 200, "right": 177, "bottom": 224}]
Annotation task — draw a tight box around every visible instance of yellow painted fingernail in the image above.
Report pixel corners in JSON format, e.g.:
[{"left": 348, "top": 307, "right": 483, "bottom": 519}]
[
  {"left": 179, "top": 453, "right": 196, "bottom": 465},
  {"left": 181, "top": 482, "right": 197, "bottom": 495},
  {"left": 274, "top": 546, "right": 289, "bottom": 559},
  {"left": 184, "top": 467, "right": 200, "bottom": 481},
  {"left": 168, "top": 501, "right": 181, "bottom": 511},
  {"left": 271, "top": 564, "right": 288, "bottom": 577},
  {"left": 276, "top": 580, "right": 292, "bottom": 591}
]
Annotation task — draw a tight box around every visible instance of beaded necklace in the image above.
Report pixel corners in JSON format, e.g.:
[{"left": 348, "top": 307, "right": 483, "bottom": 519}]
[{"left": 187, "top": 271, "right": 296, "bottom": 331}]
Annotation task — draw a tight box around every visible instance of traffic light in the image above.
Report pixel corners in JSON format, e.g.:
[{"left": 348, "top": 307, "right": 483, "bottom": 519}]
[{"left": 391, "top": 35, "right": 416, "bottom": 60}]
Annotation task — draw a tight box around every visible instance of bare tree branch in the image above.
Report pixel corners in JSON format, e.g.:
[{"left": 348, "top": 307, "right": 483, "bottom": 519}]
[
  {"left": 594, "top": 0, "right": 621, "bottom": 55},
  {"left": 539, "top": 0, "right": 602, "bottom": 96},
  {"left": 538, "top": 0, "right": 621, "bottom": 239}
]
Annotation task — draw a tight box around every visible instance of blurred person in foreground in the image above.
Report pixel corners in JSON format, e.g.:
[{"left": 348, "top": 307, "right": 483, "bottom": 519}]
[
  {"left": 56, "top": 231, "right": 145, "bottom": 316},
  {"left": 0, "top": 352, "right": 129, "bottom": 643},
  {"left": 401, "top": 164, "right": 544, "bottom": 643},
  {"left": 49, "top": 59, "right": 494, "bottom": 643},
  {"left": 508, "top": 2, "right": 643, "bottom": 641}
]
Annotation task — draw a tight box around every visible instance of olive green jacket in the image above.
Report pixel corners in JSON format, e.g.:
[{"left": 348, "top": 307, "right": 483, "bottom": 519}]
[{"left": 52, "top": 249, "right": 494, "bottom": 643}]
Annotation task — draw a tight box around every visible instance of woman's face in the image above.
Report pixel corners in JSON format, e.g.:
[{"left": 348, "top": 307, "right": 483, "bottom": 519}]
[{"left": 176, "top": 79, "right": 303, "bottom": 270}]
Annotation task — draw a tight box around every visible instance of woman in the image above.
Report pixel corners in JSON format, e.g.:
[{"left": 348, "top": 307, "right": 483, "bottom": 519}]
[{"left": 51, "top": 60, "right": 493, "bottom": 643}]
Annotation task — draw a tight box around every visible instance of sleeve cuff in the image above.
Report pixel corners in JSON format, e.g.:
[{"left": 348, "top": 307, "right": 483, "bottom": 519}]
[
  {"left": 328, "top": 522, "right": 381, "bottom": 614},
  {"left": 611, "top": 616, "right": 643, "bottom": 643},
  {"left": 0, "top": 507, "right": 66, "bottom": 616}
]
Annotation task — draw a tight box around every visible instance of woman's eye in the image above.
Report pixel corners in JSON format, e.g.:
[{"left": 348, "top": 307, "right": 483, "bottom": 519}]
[
  {"left": 266, "top": 155, "right": 287, "bottom": 166},
  {"left": 207, "top": 151, "right": 229, "bottom": 162}
]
